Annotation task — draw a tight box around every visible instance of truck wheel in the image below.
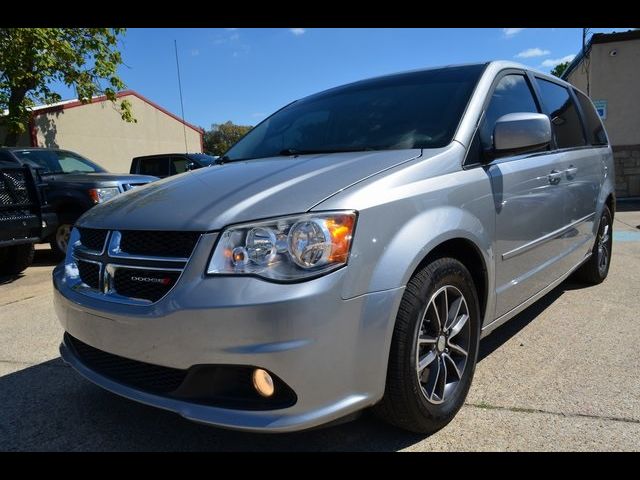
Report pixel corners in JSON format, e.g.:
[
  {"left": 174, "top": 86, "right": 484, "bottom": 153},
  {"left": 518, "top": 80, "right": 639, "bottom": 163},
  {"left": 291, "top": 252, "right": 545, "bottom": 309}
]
[
  {"left": 374, "top": 257, "right": 481, "bottom": 434},
  {"left": 50, "top": 223, "right": 72, "bottom": 259},
  {"left": 0, "top": 244, "right": 35, "bottom": 276}
]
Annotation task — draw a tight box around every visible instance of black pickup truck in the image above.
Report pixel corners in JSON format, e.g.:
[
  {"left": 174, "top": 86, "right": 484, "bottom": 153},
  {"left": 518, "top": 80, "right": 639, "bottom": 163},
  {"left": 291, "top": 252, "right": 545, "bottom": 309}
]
[
  {"left": 0, "top": 147, "right": 157, "bottom": 258},
  {"left": 130, "top": 152, "right": 217, "bottom": 178},
  {"left": 0, "top": 160, "right": 57, "bottom": 275}
]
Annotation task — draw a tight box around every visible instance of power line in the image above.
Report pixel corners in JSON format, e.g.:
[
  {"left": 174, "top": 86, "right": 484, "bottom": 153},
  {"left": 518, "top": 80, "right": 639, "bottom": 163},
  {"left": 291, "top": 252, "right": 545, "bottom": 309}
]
[{"left": 174, "top": 39, "right": 189, "bottom": 154}]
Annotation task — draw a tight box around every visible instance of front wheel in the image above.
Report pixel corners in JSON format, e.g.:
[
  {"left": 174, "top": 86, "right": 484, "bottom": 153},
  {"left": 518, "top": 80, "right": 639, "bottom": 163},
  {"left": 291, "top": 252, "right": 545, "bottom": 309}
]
[
  {"left": 50, "top": 223, "right": 72, "bottom": 259},
  {"left": 374, "top": 257, "right": 481, "bottom": 434},
  {"left": 0, "top": 243, "right": 35, "bottom": 275}
]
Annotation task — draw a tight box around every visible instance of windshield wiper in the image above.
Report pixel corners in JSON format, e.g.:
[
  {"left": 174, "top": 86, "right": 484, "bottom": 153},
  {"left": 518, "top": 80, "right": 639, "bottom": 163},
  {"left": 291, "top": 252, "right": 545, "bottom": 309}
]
[{"left": 279, "top": 147, "right": 378, "bottom": 156}]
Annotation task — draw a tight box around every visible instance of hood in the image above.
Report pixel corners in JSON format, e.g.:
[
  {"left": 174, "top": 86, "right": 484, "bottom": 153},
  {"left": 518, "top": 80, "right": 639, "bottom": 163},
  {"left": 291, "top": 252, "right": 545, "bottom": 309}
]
[
  {"left": 76, "top": 149, "right": 426, "bottom": 231},
  {"left": 44, "top": 172, "right": 158, "bottom": 185}
]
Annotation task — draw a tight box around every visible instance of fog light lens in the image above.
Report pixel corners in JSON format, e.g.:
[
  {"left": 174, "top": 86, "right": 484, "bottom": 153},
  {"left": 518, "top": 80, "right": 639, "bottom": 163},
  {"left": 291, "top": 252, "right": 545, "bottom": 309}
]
[{"left": 252, "top": 368, "right": 275, "bottom": 397}]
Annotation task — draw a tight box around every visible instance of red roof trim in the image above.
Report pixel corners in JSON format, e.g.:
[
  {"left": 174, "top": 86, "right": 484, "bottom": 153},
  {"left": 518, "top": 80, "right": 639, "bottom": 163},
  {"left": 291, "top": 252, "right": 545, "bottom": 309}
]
[{"left": 31, "top": 90, "right": 204, "bottom": 135}]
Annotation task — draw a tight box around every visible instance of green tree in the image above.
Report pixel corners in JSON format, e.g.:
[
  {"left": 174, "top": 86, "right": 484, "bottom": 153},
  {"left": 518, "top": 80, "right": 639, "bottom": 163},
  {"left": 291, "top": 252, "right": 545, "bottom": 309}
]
[
  {"left": 550, "top": 61, "right": 570, "bottom": 78},
  {"left": 0, "top": 28, "right": 134, "bottom": 146},
  {"left": 204, "top": 121, "right": 252, "bottom": 156}
]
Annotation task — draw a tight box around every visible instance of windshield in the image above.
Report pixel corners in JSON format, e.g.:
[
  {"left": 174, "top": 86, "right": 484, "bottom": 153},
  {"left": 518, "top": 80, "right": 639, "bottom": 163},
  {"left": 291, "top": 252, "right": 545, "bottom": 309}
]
[
  {"left": 13, "top": 149, "right": 106, "bottom": 174},
  {"left": 223, "top": 64, "right": 485, "bottom": 162}
]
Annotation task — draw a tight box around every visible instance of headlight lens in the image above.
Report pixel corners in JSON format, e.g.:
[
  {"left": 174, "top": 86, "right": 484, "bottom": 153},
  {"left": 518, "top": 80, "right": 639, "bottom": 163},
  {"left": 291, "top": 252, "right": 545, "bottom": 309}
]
[
  {"left": 88, "top": 187, "right": 120, "bottom": 204},
  {"left": 207, "top": 211, "right": 357, "bottom": 281}
]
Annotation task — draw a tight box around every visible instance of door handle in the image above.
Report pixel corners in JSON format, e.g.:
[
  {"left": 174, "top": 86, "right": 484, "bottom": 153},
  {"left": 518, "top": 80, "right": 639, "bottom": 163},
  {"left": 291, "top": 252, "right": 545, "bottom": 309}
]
[
  {"left": 548, "top": 170, "right": 562, "bottom": 185},
  {"left": 565, "top": 165, "right": 578, "bottom": 180}
]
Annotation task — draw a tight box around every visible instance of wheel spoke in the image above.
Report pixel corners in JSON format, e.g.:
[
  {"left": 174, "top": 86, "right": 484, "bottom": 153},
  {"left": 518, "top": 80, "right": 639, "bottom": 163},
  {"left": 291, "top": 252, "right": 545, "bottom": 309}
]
[
  {"left": 431, "top": 299, "right": 442, "bottom": 331},
  {"left": 417, "top": 350, "right": 437, "bottom": 374},
  {"left": 435, "top": 356, "right": 448, "bottom": 402},
  {"left": 445, "top": 295, "right": 463, "bottom": 331},
  {"left": 442, "top": 352, "right": 462, "bottom": 380},
  {"left": 447, "top": 340, "right": 468, "bottom": 358},
  {"left": 418, "top": 334, "right": 437, "bottom": 345},
  {"left": 428, "top": 356, "right": 441, "bottom": 400},
  {"left": 449, "top": 313, "right": 469, "bottom": 339}
]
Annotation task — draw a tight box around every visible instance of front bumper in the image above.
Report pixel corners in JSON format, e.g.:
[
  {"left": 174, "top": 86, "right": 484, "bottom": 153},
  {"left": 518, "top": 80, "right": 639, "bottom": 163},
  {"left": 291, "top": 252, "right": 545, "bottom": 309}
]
[{"left": 53, "top": 256, "right": 404, "bottom": 432}]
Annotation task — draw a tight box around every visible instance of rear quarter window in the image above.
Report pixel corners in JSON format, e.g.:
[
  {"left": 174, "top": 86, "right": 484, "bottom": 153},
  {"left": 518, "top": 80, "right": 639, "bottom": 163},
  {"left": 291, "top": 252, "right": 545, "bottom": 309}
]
[{"left": 574, "top": 90, "right": 608, "bottom": 146}]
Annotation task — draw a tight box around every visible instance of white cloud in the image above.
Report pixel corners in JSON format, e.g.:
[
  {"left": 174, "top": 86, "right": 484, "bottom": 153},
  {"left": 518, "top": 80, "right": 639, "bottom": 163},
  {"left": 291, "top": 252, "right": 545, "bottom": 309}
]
[
  {"left": 290, "top": 28, "right": 306, "bottom": 36},
  {"left": 516, "top": 48, "right": 550, "bottom": 58},
  {"left": 541, "top": 54, "right": 576, "bottom": 68},
  {"left": 503, "top": 28, "right": 525, "bottom": 38},
  {"left": 190, "top": 49, "right": 200, "bottom": 57}
]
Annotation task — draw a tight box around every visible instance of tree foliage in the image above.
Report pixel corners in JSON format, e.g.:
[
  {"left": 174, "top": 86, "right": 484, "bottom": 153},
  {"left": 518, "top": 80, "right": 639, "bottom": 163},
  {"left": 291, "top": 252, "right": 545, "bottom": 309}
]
[
  {"left": 0, "top": 28, "right": 134, "bottom": 146},
  {"left": 550, "top": 61, "right": 570, "bottom": 78},
  {"left": 203, "top": 121, "right": 252, "bottom": 156}
]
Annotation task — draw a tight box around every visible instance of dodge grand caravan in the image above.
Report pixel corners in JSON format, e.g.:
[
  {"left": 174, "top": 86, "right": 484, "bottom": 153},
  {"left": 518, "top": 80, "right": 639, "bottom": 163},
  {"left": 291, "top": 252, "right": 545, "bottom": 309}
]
[{"left": 53, "top": 61, "right": 615, "bottom": 434}]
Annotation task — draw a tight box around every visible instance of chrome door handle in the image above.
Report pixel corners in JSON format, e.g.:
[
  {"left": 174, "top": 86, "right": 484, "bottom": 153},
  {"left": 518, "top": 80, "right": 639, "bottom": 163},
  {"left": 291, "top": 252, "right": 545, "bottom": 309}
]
[
  {"left": 565, "top": 165, "right": 578, "bottom": 179},
  {"left": 548, "top": 170, "right": 562, "bottom": 185}
]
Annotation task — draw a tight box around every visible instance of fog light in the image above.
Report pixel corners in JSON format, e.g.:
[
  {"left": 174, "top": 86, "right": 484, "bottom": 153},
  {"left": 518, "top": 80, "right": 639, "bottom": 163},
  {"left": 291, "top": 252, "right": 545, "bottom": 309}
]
[{"left": 252, "top": 368, "right": 275, "bottom": 397}]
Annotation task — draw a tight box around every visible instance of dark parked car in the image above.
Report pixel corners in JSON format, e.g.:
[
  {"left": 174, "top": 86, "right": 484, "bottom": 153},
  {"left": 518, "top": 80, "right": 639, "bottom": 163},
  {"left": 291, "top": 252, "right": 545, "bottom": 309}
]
[
  {"left": 130, "top": 153, "right": 217, "bottom": 178},
  {"left": 0, "top": 147, "right": 157, "bottom": 258},
  {"left": 0, "top": 159, "right": 57, "bottom": 275}
]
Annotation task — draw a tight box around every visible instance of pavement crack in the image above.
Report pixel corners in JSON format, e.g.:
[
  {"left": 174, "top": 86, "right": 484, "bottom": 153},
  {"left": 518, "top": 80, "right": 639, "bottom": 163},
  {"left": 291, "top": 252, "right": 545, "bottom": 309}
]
[
  {"left": 466, "top": 401, "right": 640, "bottom": 425},
  {"left": 0, "top": 295, "right": 36, "bottom": 307}
]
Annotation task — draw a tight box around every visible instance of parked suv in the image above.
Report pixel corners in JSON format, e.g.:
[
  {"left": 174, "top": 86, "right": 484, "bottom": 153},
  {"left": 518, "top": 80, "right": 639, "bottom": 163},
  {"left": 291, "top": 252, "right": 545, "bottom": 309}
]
[
  {"left": 0, "top": 148, "right": 157, "bottom": 257},
  {"left": 0, "top": 160, "right": 56, "bottom": 275},
  {"left": 53, "top": 62, "right": 614, "bottom": 434},
  {"left": 130, "top": 153, "right": 217, "bottom": 178}
]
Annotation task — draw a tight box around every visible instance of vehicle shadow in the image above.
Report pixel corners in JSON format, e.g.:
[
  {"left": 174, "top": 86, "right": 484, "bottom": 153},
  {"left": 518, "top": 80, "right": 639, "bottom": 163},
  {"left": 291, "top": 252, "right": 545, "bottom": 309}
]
[
  {"left": 33, "top": 248, "right": 61, "bottom": 267},
  {"left": 0, "top": 279, "right": 585, "bottom": 452}
]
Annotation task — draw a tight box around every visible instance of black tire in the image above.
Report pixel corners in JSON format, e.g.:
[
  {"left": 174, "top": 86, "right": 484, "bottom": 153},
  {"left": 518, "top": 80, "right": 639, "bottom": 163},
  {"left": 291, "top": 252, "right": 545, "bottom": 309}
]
[
  {"left": 573, "top": 206, "right": 613, "bottom": 285},
  {"left": 0, "top": 243, "right": 35, "bottom": 275},
  {"left": 374, "top": 257, "right": 481, "bottom": 434},
  {"left": 49, "top": 222, "right": 73, "bottom": 260}
]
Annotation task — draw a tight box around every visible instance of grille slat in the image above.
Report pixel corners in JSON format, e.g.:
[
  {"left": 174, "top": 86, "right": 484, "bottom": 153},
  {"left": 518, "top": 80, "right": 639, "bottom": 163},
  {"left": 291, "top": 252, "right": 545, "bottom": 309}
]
[
  {"left": 120, "top": 231, "right": 200, "bottom": 258},
  {"left": 72, "top": 229, "right": 200, "bottom": 303},
  {"left": 78, "top": 228, "right": 108, "bottom": 251},
  {"left": 77, "top": 261, "right": 100, "bottom": 289},
  {"left": 113, "top": 267, "right": 181, "bottom": 302},
  {"left": 0, "top": 171, "right": 31, "bottom": 207},
  {"left": 67, "top": 334, "right": 187, "bottom": 393}
]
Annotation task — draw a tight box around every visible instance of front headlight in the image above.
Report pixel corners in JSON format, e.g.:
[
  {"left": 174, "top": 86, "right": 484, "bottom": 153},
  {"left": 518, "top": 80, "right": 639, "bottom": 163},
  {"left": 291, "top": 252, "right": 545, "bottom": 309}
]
[
  {"left": 88, "top": 187, "right": 120, "bottom": 204},
  {"left": 207, "top": 211, "right": 357, "bottom": 281}
]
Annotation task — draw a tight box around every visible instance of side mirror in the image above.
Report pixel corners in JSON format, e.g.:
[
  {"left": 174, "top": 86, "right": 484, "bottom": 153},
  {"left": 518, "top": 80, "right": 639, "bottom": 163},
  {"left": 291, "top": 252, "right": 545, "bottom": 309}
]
[
  {"left": 492, "top": 112, "right": 551, "bottom": 158},
  {"left": 186, "top": 162, "right": 196, "bottom": 171}
]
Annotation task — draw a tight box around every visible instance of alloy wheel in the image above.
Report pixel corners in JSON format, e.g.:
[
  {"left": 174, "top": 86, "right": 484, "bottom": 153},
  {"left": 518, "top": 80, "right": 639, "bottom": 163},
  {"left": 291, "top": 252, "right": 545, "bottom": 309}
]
[
  {"left": 416, "top": 285, "right": 471, "bottom": 405},
  {"left": 597, "top": 217, "right": 611, "bottom": 276}
]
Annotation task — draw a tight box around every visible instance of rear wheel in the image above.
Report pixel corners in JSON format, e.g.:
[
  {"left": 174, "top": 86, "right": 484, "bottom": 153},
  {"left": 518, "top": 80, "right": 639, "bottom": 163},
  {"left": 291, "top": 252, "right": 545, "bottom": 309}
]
[
  {"left": 374, "top": 257, "right": 481, "bottom": 434},
  {"left": 574, "top": 206, "right": 613, "bottom": 285},
  {"left": 0, "top": 243, "right": 35, "bottom": 275}
]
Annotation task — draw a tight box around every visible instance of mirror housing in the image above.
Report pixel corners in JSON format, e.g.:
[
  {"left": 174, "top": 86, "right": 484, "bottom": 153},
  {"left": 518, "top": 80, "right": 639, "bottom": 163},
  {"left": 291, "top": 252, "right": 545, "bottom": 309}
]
[{"left": 491, "top": 112, "right": 551, "bottom": 158}]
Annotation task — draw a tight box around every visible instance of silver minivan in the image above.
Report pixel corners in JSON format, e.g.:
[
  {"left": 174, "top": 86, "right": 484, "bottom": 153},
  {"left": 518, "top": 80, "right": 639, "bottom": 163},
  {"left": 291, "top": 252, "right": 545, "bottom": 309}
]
[{"left": 53, "top": 61, "right": 615, "bottom": 434}]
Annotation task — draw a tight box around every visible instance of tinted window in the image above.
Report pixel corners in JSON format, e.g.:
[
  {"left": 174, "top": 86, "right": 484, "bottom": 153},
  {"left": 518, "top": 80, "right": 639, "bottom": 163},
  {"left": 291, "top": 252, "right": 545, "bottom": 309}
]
[
  {"left": 224, "top": 64, "right": 485, "bottom": 161},
  {"left": 138, "top": 157, "right": 170, "bottom": 177},
  {"left": 574, "top": 89, "right": 608, "bottom": 145},
  {"left": 480, "top": 74, "right": 539, "bottom": 147},
  {"left": 13, "top": 150, "right": 104, "bottom": 174},
  {"left": 171, "top": 157, "right": 189, "bottom": 174},
  {"left": 535, "top": 78, "right": 585, "bottom": 149}
]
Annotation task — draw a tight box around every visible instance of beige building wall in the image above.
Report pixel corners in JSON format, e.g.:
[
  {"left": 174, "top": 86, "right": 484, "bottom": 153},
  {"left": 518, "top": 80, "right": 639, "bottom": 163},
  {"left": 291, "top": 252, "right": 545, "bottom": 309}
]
[
  {"left": 33, "top": 93, "right": 202, "bottom": 173},
  {"left": 566, "top": 38, "right": 640, "bottom": 146}
]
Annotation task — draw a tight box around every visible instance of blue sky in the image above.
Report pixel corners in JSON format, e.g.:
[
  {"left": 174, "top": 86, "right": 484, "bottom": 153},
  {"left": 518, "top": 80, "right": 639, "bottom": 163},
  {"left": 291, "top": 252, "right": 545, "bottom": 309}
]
[{"left": 52, "top": 28, "right": 631, "bottom": 129}]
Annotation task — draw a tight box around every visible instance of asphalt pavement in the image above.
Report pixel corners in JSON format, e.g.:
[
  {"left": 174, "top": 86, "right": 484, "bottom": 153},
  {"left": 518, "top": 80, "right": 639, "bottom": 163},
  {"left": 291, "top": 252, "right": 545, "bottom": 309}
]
[{"left": 1, "top": 203, "right": 639, "bottom": 451}]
